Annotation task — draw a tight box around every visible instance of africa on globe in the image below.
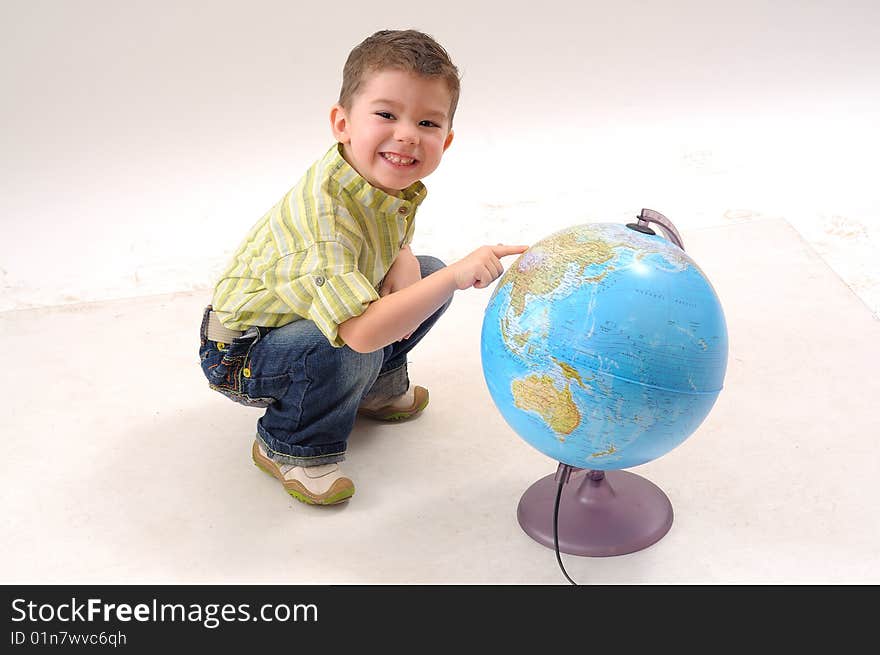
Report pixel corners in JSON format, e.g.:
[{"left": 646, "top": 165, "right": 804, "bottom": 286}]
[{"left": 480, "top": 221, "right": 728, "bottom": 471}]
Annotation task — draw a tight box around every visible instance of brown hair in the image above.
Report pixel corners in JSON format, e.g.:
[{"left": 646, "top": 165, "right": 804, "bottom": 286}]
[{"left": 338, "top": 30, "right": 461, "bottom": 126}]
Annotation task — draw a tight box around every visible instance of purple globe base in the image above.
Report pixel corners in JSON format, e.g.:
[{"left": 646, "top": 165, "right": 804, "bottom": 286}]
[{"left": 517, "top": 464, "right": 674, "bottom": 557}]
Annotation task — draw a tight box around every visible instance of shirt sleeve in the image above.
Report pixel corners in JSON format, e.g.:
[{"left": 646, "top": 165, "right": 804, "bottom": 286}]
[{"left": 273, "top": 241, "right": 380, "bottom": 347}]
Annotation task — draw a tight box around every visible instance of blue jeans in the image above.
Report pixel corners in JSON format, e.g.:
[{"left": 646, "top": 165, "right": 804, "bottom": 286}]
[{"left": 199, "top": 256, "right": 451, "bottom": 467}]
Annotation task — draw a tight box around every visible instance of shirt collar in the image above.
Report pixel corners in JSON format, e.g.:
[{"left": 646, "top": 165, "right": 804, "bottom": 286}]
[{"left": 326, "top": 143, "right": 427, "bottom": 213}]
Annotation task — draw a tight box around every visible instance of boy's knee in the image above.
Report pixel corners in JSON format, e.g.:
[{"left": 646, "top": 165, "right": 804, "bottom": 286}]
[
  {"left": 417, "top": 254, "right": 446, "bottom": 278},
  {"left": 415, "top": 255, "right": 453, "bottom": 316}
]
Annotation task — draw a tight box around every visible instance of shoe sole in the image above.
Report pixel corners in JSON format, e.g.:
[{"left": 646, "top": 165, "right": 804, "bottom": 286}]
[
  {"left": 252, "top": 444, "right": 354, "bottom": 505},
  {"left": 357, "top": 386, "right": 429, "bottom": 422}
]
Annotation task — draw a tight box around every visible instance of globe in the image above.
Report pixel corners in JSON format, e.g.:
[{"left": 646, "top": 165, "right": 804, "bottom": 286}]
[{"left": 481, "top": 221, "right": 728, "bottom": 471}]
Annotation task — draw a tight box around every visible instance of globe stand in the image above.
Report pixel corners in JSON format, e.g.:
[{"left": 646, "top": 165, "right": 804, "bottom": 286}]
[{"left": 517, "top": 464, "right": 674, "bottom": 557}]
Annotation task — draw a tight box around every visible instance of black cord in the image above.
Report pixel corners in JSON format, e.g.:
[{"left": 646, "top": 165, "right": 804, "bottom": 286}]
[{"left": 553, "top": 476, "right": 578, "bottom": 585}]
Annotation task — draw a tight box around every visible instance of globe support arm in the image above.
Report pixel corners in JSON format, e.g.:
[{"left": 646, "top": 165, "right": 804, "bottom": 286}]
[
  {"left": 556, "top": 463, "right": 606, "bottom": 485},
  {"left": 627, "top": 208, "right": 685, "bottom": 251},
  {"left": 554, "top": 463, "right": 581, "bottom": 485}
]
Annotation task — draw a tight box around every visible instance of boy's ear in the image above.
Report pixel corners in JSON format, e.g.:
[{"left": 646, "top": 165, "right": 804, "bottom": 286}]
[
  {"left": 330, "top": 104, "right": 351, "bottom": 144},
  {"left": 443, "top": 130, "right": 454, "bottom": 152}
]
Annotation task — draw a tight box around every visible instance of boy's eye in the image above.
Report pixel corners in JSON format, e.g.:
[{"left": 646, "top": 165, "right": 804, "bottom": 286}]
[
  {"left": 419, "top": 120, "right": 440, "bottom": 128},
  {"left": 376, "top": 112, "right": 394, "bottom": 119}
]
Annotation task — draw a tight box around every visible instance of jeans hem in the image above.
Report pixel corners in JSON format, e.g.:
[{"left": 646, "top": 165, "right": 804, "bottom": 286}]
[
  {"left": 255, "top": 434, "right": 346, "bottom": 467},
  {"left": 362, "top": 361, "right": 409, "bottom": 404}
]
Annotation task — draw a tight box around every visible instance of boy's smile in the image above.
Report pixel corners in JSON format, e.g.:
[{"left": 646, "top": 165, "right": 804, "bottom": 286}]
[{"left": 331, "top": 69, "right": 455, "bottom": 195}]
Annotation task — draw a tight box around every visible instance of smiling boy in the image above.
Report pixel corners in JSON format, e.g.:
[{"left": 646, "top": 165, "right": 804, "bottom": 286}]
[{"left": 198, "top": 30, "right": 526, "bottom": 505}]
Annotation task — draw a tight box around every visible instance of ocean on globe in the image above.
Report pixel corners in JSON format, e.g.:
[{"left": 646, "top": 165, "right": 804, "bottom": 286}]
[{"left": 480, "top": 222, "right": 728, "bottom": 470}]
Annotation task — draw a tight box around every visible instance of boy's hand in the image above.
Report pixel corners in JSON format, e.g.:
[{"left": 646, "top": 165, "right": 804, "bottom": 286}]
[{"left": 450, "top": 244, "right": 529, "bottom": 290}]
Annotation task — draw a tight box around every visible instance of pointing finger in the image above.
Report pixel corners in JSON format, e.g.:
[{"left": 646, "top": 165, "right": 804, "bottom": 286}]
[{"left": 491, "top": 244, "right": 530, "bottom": 258}]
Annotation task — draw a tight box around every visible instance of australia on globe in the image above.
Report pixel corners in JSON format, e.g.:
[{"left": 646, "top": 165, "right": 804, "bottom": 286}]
[{"left": 481, "top": 222, "right": 728, "bottom": 470}]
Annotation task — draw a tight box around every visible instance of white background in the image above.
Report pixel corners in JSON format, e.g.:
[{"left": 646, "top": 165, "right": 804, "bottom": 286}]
[
  {"left": 2, "top": 0, "right": 879, "bottom": 314},
  {"left": 2, "top": 1, "right": 880, "bottom": 586}
]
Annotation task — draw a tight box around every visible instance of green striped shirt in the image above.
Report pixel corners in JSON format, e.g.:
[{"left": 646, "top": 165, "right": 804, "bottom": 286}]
[{"left": 212, "top": 143, "right": 426, "bottom": 347}]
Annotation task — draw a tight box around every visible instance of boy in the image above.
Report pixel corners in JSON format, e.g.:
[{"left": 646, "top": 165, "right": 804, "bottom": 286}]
[{"left": 198, "top": 29, "right": 526, "bottom": 506}]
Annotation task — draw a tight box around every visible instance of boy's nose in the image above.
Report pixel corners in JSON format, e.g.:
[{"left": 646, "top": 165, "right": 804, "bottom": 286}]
[{"left": 394, "top": 124, "right": 419, "bottom": 145}]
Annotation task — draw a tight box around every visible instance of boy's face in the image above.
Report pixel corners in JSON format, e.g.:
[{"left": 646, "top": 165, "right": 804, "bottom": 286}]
[{"left": 331, "top": 69, "right": 455, "bottom": 195}]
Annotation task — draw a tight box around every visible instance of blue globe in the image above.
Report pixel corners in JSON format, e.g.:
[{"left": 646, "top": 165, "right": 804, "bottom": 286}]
[{"left": 481, "top": 222, "right": 728, "bottom": 470}]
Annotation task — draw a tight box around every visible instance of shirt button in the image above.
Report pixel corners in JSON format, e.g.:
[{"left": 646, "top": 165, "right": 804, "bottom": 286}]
[
  {"left": 314, "top": 276, "right": 325, "bottom": 286},
  {"left": 397, "top": 206, "right": 408, "bottom": 215}
]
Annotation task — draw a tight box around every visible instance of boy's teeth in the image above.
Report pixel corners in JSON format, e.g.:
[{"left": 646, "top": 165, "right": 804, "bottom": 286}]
[{"left": 382, "top": 153, "right": 415, "bottom": 165}]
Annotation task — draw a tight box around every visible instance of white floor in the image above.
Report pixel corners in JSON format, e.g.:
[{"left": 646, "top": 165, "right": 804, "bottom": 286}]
[{"left": 2, "top": 216, "right": 878, "bottom": 585}]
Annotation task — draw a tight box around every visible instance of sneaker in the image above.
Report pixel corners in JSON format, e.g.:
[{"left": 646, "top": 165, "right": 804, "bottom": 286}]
[
  {"left": 357, "top": 385, "right": 429, "bottom": 421},
  {"left": 251, "top": 441, "right": 354, "bottom": 505}
]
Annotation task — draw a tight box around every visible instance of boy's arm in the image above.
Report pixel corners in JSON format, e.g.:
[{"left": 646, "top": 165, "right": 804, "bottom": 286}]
[
  {"left": 379, "top": 244, "right": 421, "bottom": 297},
  {"left": 338, "top": 244, "right": 528, "bottom": 353}
]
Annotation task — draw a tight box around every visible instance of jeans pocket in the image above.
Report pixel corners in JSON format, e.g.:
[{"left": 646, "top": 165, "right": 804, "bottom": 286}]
[{"left": 204, "top": 328, "right": 276, "bottom": 408}]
